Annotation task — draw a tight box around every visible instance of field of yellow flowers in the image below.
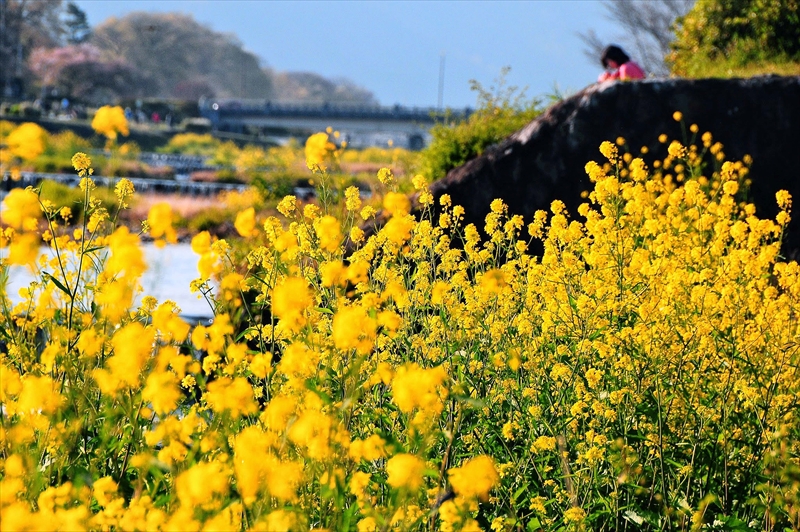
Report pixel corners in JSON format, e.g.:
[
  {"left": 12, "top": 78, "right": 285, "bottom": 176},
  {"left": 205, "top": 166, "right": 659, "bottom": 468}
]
[{"left": 1, "top": 120, "right": 799, "bottom": 531}]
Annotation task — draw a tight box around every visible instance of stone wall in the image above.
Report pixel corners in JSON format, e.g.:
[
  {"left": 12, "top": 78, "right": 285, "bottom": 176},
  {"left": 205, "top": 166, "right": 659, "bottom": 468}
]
[{"left": 425, "top": 75, "right": 800, "bottom": 257}]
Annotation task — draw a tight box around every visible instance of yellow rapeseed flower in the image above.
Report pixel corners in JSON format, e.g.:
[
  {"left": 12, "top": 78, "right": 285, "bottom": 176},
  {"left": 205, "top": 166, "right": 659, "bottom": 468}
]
[
  {"left": 271, "top": 276, "right": 312, "bottom": 331},
  {"left": 1, "top": 188, "right": 40, "bottom": 231},
  {"left": 349, "top": 434, "right": 387, "bottom": 462},
  {"left": 531, "top": 435, "right": 557, "bottom": 453},
  {"left": 205, "top": 377, "right": 257, "bottom": 418},
  {"left": 114, "top": 178, "right": 134, "bottom": 207},
  {"left": 147, "top": 202, "right": 177, "bottom": 246},
  {"left": 629, "top": 158, "right": 648, "bottom": 182},
  {"left": 71, "top": 152, "right": 92, "bottom": 173},
  {"left": 93, "top": 476, "right": 119, "bottom": 508},
  {"left": 480, "top": 268, "right": 508, "bottom": 294},
  {"left": 776, "top": 190, "right": 792, "bottom": 210},
  {"left": 191, "top": 231, "right": 212, "bottom": 255},
  {"left": 263, "top": 510, "right": 298, "bottom": 531},
  {"left": 105, "top": 226, "right": 146, "bottom": 279},
  {"left": 344, "top": 186, "right": 361, "bottom": 212},
  {"left": 315, "top": 215, "right": 341, "bottom": 252},
  {"left": 320, "top": 260, "right": 346, "bottom": 287},
  {"left": 6, "top": 123, "right": 47, "bottom": 161},
  {"left": 287, "top": 409, "right": 334, "bottom": 459},
  {"left": 360, "top": 205, "right": 377, "bottom": 220},
  {"left": 391, "top": 363, "right": 447, "bottom": 414},
  {"left": 13, "top": 375, "right": 63, "bottom": 416},
  {"left": 377, "top": 167, "right": 395, "bottom": 186},
  {"left": 175, "top": 461, "right": 230, "bottom": 508},
  {"left": 385, "top": 453, "right": 426, "bottom": 490},
  {"left": 381, "top": 215, "right": 414, "bottom": 245},
  {"left": 332, "top": 304, "right": 377, "bottom": 354},
  {"left": 91, "top": 105, "right": 129, "bottom": 140},
  {"left": 7, "top": 233, "right": 40, "bottom": 266},
  {"left": 668, "top": 140, "right": 687, "bottom": 159},
  {"left": 599, "top": 141, "right": 617, "bottom": 161},
  {"left": 305, "top": 132, "right": 333, "bottom": 169},
  {"left": 235, "top": 207, "right": 257, "bottom": 238},
  {"left": 142, "top": 371, "right": 180, "bottom": 415},
  {"left": 448, "top": 455, "right": 499, "bottom": 501},
  {"left": 564, "top": 507, "right": 587, "bottom": 523},
  {"left": 349, "top": 226, "right": 365, "bottom": 244},
  {"left": 277, "top": 195, "right": 297, "bottom": 217},
  {"left": 383, "top": 192, "right": 411, "bottom": 216}
]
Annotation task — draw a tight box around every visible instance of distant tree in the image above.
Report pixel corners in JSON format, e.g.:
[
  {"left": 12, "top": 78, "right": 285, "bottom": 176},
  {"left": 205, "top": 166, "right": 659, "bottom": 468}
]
[
  {"left": 271, "top": 71, "right": 378, "bottom": 104},
  {"left": 29, "top": 43, "right": 99, "bottom": 88},
  {"left": 580, "top": 0, "right": 695, "bottom": 77},
  {"left": 173, "top": 78, "right": 217, "bottom": 100},
  {"left": 0, "top": 0, "right": 65, "bottom": 96},
  {"left": 89, "top": 12, "right": 274, "bottom": 100},
  {"left": 668, "top": 0, "right": 800, "bottom": 77},
  {"left": 28, "top": 43, "right": 146, "bottom": 102},
  {"left": 63, "top": 2, "right": 90, "bottom": 44}
]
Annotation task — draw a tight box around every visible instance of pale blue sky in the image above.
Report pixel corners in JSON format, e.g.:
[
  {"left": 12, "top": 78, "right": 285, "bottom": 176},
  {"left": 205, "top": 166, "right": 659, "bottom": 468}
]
[{"left": 77, "top": 0, "right": 621, "bottom": 108}]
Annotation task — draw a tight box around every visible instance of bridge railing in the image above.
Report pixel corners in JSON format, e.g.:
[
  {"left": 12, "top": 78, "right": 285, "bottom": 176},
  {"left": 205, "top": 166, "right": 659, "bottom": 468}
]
[
  {"left": 1, "top": 172, "right": 248, "bottom": 198},
  {"left": 200, "top": 99, "right": 472, "bottom": 122}
]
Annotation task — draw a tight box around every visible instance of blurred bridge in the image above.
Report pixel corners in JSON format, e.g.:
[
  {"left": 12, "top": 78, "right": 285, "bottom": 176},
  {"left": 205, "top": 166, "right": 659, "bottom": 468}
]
[
  {"left": 2, "top": 172, "right": 248, "bottom": 197},
  {"left": 198, "top": 99, "right": 472, "bottom": 150}
]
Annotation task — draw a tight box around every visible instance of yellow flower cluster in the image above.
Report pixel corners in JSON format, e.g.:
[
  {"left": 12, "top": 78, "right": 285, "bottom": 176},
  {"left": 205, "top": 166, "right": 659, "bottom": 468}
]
[
  {"left": 91, "top": 105, "right": 129, "bottom": 140},
  {"left": 304, "top": 131, "right": 337, "bottom": 170},
  {"left": 1, "top": 125, "right": 799, "bottom": 530},
  {"left": 147, "top": 202, "right": 178, "bottom": 246},
  {"left": 5, "top": 122, "right": 47, "bottom": 161}
]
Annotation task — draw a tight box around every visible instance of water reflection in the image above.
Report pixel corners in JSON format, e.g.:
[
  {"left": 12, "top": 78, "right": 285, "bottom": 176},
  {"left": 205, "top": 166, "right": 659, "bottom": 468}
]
[{"left": 4, "top": 243, "right": 213, "bottom": 319}]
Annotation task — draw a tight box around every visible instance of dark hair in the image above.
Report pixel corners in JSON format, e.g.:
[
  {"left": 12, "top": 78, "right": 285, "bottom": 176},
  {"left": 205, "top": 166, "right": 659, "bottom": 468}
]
[{"left": 600, "top": 45, "right": 631, "bottom": 68}]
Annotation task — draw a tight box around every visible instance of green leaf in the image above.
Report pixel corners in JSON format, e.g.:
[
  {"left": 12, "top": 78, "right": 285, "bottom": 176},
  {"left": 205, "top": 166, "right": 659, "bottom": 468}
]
[
  {"left": 451, "top": 394, "right": 486, "bottom": 408},
  {"left": 43, "top": 272, "right": 72, "bottom": 297},
  {"left": 305, "top": 380, "right": 333, "bottom": 405},
  {"left": 235, "top": 327, "right": 259, "bottom": 343}
]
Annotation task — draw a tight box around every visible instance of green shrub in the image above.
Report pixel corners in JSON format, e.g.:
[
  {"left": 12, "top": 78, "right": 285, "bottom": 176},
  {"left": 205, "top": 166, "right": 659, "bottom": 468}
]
[
  {"left": 32, "top": 156, "right": 75, "bottom": 174},
  {"left": 418, "top": 68, "right": 542, "bottom": 181},
  {"left": 669, "top": 0, "right": 800, "bottom": 77},
  {"left": 38, "top": 179, "right": 118, "bottom": 222},
  {"left": 213, "top": 168, "right": 239, "bottom": 183},
  {"left": 34, "top": 130, "right": 93, "bottom": 173},
  {"left": 251, "top": 171, "right": 297, "bottom": 200},
  {"left": 159, "top": 132, "right": 221, "bottom": 156},
  {"left": 187, "top": 206, "right": 229, "bottom": 233}
]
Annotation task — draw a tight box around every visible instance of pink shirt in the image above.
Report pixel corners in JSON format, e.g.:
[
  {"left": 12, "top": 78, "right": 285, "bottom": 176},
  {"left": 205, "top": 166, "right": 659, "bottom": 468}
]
[
  {"left": 598, "top": 60, "right": 646, "bottom": 82},
  {"left": 619, "top": 61, "right": 646, "bottom": 80}
]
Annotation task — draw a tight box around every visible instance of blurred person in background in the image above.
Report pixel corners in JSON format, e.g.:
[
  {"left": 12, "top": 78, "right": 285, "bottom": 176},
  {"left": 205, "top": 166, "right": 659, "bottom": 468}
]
[{"left": 598, "top": 44, "right": 646, "bottom": 82}]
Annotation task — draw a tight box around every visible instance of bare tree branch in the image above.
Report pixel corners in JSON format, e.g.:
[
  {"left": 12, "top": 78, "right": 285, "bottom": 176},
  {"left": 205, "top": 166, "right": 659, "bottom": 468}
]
[
  {"left": 579, "top": 0, "right": 695, "bottom": 77},
  {"left": 578, "top": 29, "right": 606, "bottom": 67}
]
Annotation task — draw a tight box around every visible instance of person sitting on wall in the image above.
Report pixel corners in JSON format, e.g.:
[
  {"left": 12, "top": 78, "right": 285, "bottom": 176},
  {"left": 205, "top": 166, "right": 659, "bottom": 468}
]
[{"left": 598, "top": 45, "right": 646, "bottom": 82}]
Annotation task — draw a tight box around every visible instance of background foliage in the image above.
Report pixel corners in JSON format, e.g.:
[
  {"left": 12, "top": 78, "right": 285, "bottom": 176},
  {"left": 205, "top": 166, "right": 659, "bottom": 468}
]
[
  {"left": 668, "top": 0, "right": 800, "bottom": 77},
  {"left": 418, "top": 69, "right": 542, "bottom": 182}
]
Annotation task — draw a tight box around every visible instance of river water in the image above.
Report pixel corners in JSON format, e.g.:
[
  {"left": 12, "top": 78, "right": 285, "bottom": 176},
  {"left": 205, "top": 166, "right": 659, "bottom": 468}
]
[{"left": 3, "top": 243, "right": 214, "bottom": 319}]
